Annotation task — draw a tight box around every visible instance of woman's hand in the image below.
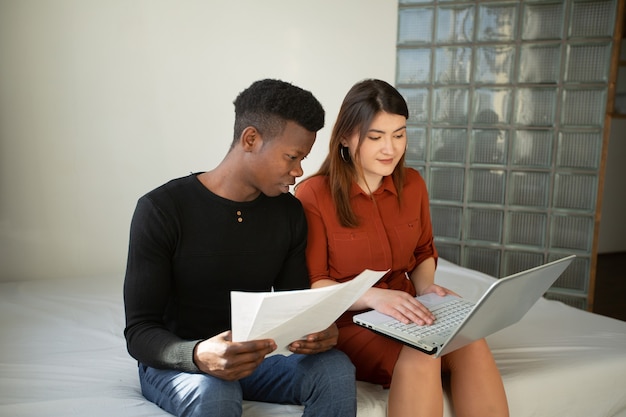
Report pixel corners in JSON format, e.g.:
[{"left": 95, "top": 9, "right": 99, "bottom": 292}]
[
  {"left": 365, "top": 287, "right": 436, "bottom": 325},
  {"left": 416, "top": 283, "right": 458, "bottom": 298}
]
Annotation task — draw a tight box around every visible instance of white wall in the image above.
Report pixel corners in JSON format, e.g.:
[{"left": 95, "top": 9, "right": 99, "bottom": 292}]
[{"left": 0, "top": 0, "right": 398, "bottom": 281}]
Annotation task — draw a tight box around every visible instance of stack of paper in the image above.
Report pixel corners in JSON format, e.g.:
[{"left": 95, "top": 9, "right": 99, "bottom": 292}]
[{"left": 231, "top": 269, "right": 387, "bottom": 356}]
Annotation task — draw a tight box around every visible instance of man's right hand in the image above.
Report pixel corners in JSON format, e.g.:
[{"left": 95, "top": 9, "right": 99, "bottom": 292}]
[{"left": 193, "top": 330, "right": 277, "bottom": 381}]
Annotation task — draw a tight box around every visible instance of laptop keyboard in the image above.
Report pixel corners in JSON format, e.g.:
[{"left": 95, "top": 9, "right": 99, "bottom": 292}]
[{"left": 383, "top": 298, "right": 474, "bottom": 338}]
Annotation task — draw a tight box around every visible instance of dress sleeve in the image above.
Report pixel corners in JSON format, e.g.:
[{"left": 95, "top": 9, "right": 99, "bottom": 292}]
[
  {"left": 295, "top": 180, "right": 336, "bottom": 286},
  {"left": 412, "top": 171, "right": 439, "bottom": 267}
]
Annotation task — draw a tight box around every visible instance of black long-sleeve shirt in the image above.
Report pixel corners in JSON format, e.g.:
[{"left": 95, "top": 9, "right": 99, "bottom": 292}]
[{"left": 123, "top": 174, "right": 309, "bottom": 372}]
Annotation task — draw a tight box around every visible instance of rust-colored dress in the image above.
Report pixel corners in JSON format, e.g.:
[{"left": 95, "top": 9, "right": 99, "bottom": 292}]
[{"left": 296, "top": 168, "right": 438, "bottom": 388}]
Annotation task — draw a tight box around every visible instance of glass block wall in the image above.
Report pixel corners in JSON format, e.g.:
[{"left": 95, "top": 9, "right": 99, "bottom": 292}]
[{"left": 397, "top": 0, "right": 618, "bottom": 309}]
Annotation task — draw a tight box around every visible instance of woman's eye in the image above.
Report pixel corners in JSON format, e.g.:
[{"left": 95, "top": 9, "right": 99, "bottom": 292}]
[{"left": 368, "top": 136, "right": 381, "bottom": 141}]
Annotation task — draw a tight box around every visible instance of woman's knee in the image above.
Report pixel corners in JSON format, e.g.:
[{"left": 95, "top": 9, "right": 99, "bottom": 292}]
[
  {"left": 395, "top": 345, "right": 441, "bottom": 376},
  {"left": 443, "top": 338, "right": 494, "bottom": 372}
]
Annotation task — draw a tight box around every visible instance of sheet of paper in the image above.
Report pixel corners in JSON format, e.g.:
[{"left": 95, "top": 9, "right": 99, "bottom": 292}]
[{"left": 231, "top": 269, "right": 388, "bottom": 356}]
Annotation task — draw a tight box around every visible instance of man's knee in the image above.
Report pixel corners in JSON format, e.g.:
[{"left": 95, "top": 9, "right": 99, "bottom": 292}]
[
  {"left": 300, "top": 349, "right": 356, "bottom": 391},
  {"left": 179, "top": 377, "right": 243, "bottom": 417},
  {"left": 140, "top": 366, "right": 244, "bottom": 417},
  {"left": 322, "top": 349, "right": 356, "bottom": 377},
  {"left": 298, "top": 350, "right": 357, "bottom": 416}
]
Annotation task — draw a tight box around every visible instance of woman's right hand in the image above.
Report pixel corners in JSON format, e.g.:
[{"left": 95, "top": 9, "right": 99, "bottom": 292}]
[{"left": 362, "top": 287, "right": 436, "bottom": 326}]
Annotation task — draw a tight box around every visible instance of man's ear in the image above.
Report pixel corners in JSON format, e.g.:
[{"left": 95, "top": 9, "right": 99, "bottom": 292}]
[{"left": 240, "top": 126, "right": 261, "bottom": 151}]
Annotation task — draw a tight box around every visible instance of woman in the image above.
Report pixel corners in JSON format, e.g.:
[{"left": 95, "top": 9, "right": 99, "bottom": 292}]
[{"left": 295, "top": 79, "right": 509, "bottom": 417}]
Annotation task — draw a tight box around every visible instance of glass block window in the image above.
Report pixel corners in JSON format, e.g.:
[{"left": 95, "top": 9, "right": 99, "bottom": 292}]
[{"left": 396, "top": 0, "right": 618, "bottom": 309}]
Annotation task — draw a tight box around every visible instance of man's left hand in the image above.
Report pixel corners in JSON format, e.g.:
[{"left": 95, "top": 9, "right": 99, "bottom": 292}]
[{"left": 287, "top": 323, "right": 339, "bottom": 355}]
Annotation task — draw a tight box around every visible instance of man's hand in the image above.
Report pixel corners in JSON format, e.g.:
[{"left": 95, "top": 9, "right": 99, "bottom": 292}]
[
  {"left": 287, "top": 323, "right": 339, "bottom": 355},
  {"left": 193, "top": 330, "right": 277, "bottom": 381}
]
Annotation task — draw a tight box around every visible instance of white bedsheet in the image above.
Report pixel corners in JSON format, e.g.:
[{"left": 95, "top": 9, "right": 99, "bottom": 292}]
[{"left": 0, "top": 259, "right": 625, "bottom": 417}]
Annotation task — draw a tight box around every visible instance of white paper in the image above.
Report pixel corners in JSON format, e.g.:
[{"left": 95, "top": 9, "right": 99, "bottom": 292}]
[{"left": 231, "top": 269, "right": 388, "bottom": 356}]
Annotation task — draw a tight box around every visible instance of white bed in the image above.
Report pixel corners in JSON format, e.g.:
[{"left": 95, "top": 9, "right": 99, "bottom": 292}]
[{"left": 1, "top": 258, "right": 625, "bottom": 417}]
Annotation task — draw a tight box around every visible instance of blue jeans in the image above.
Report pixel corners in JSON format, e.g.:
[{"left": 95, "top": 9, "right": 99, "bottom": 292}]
[{"left": 138, "top": 349, "right": 356, "bottom": 417}]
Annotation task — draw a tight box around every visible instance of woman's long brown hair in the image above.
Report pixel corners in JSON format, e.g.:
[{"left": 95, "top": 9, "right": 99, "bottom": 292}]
[{"left": 300, "top": 79, "right": 410, "bottom": 227}]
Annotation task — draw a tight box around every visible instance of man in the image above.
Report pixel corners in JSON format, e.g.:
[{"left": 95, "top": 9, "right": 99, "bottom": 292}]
[{"left": 123, "top": 79, "right": 356, "bottom": 417}]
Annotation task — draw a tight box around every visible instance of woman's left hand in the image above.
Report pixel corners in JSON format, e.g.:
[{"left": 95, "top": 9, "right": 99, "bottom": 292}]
[
  {"left": 417, "top": 283, "right": 458, "bottom": 298},
  {"left": 287, "top": 323, "right": 339, "bottom": 355}
]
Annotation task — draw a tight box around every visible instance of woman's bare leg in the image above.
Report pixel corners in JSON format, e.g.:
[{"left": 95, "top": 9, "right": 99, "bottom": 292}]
[
  {"left": 387, "top": 345, "right": 443, "bottom": 417},
  {"left": 443, "top": 339, "right": 509, "bottom": 417}
]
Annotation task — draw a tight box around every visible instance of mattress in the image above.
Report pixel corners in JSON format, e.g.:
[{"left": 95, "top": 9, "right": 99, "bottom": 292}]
[{"left": 0, "top": 259, "right": 625, "bottom": 417}]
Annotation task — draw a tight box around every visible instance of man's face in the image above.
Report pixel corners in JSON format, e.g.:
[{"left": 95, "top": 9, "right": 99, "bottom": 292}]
[{"left": 249, "top": 120, "right": 316, "bottom": 197}]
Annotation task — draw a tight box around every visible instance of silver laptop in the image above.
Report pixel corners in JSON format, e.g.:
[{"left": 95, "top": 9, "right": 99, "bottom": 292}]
[{"left": 353, "top": 255, "right": 575, "bottom": 357}]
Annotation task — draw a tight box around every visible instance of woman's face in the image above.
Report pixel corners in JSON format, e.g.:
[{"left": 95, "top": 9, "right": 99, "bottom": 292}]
[{"left": 342, "top": 111, "right": 407, "bottom": 192}]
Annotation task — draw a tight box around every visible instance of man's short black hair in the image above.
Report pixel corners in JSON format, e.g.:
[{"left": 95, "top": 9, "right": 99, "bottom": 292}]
[{"left": 232, "top": 79, "right": 325, "bottom": 144}]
